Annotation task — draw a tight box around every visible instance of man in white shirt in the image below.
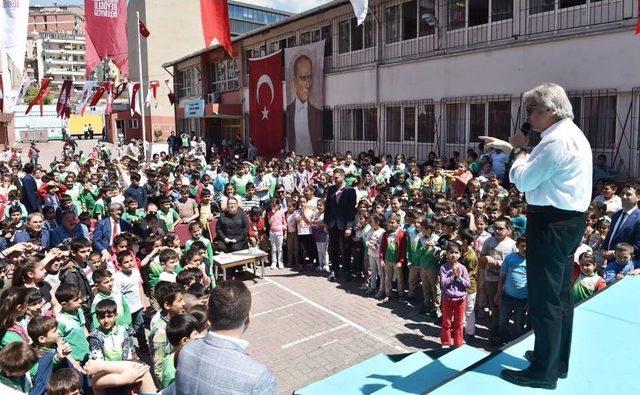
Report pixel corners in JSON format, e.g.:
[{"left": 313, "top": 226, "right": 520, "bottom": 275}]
[
  {"left": 286, "top": 55, "right": 322, "bottom": 156},
  {"left": 481, "top": 83, "right": 592, "bottom": 390}
]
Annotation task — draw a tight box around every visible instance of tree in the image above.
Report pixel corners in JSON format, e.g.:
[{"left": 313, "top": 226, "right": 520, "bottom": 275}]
[{"left": 23, "top": 86, "right": 53, "bottom": 105}]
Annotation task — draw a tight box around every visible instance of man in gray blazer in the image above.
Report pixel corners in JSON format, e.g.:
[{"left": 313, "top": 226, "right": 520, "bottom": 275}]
[{"left": 175, "top": 280, "right": 277, "bottom": 394}]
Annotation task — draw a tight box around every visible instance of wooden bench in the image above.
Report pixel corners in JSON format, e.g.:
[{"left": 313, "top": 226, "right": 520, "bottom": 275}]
[{"left": 213, "top": 248, "right": 268, "bottom": 281}]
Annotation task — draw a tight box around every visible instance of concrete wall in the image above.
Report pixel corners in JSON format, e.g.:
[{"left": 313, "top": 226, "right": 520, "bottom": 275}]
[{"left": 127, "top": 0, "right": 204, "bottom": 136}]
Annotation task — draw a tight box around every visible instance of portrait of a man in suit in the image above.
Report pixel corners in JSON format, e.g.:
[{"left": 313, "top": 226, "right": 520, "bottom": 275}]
[{"left": 286, "top": 54, "right": 322, "bottom": 156}]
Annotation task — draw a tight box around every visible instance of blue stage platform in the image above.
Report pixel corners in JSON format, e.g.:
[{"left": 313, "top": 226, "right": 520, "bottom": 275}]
[{"left": 295, "top": 276, "right": 640, "bottom": 395}]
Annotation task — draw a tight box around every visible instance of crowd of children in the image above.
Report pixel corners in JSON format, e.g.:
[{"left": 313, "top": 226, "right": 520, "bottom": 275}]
[{"left": 0, "top": 139, "right": 638, "bottom": 394}]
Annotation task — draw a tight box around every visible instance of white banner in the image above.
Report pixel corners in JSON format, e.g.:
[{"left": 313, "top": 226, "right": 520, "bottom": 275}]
[
  {"left": 3, "top": 74, "right": 31, "bottom": 114},
  {"left": 77, "top": 80, "right": 97, "bottom": 115},
  {"left": 350, "top": 0, "right": 369, "bottom": 26},
  {"left": 1, "top": 0, "right": 30, "bottom": 78}
]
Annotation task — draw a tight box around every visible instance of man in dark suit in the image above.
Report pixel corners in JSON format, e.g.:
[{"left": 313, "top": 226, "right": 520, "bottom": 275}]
[
  {"left": 286, "top": 55, "right": 322, "bottom": 156},
  {"left": 601, "top": 183, "right": 640, "bottom": 260},
  {"left": 93, "top": 202, "right": 132, "bottom": 261},
  {"left": 21, "top": 163, "right": 42, "bottom": 213},
  {"left": 324, "top": 168, "right": 357, "bottom": 281}
]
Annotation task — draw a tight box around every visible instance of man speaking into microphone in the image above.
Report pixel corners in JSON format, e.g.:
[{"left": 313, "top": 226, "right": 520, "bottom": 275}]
[{"left": 480, "top": 83, "right": 592, "bottom": 390}]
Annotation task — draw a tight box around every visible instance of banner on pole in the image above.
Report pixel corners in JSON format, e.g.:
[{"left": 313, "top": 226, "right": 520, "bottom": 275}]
[
  {"left": 84, "top": 0, "right": 129, "bottom": 76},
  {"left": 56, "top": 80, "right": 73, "bottom": 118},
  {"left": 249, "top": 51, "right": 284, "bottom": 157},
  {"left": 78, "top": 80, "right": 97, "bottom": 115},
  {"left": 129, "top": 82, "right": 141, "bottom": 115},
  {"left": 25, "top": 78, "right": 52, "bottom": 115},
  {"left": 1, "top": 0, "right": 29, "bottom": 78},
  {"left": 284, "top": 40, "right": 325, "bottom": 156}
]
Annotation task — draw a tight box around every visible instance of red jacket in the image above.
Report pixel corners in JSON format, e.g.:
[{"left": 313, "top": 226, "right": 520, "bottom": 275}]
[{"left": 379, "top": 229, "right": 407, "bottom": 265}]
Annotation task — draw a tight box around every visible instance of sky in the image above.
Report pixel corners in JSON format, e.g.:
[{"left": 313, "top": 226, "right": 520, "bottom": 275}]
[{"left": 31, "top": 0, "right": 334, "bottom": 13}]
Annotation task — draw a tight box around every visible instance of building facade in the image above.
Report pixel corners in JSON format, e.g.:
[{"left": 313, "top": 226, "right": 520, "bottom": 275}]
[
  {"left": 228, "top": 1, "right": 292, "bottom": 36},
  {"left": 26, "top": 5, "right": 85, "bottom": 85},
  {"left": 168, "top": 0, "right": 638, "bottom": 178}
]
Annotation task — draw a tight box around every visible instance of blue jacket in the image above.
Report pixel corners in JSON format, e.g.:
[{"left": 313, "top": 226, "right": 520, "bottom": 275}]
[
  {"left": 602, "top": 209, "right": 640, "bottom": 259},
  {"left": 603, "top": 260, "right": 638, "bottom": 284},
  {"left": 21, "top": 174, "right": 42, "bottom": 213},
  {"left": 176, "top": 332, "right": 277, "bottom": 395},
  {"left": 124, "top": 185, "right": 148, "bottom": 208},
  {"left": 92, "top": 217, "right": 132, "bottom": 253},
  {"left": 13, "top": 229, "right": 50, "bottom": 249},
  {"left": 50, "top": 224, "right": 89, "bottom": 246}
]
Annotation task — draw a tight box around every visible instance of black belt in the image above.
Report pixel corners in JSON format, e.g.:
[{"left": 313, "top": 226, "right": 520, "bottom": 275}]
[{"left": 527, "top": 205, "right": 585, "bottom": 215}]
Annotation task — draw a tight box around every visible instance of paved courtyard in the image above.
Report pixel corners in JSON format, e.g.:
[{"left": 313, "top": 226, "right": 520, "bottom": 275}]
[{"left": 239, "top": 268, "right": 491, "bottom": 394}]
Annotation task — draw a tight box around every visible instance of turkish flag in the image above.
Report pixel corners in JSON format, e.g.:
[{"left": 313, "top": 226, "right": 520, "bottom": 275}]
[
  {"left": 200, "top": 0, "right": 233, "bottom": 57},
  {"left": 25, "top": 78, "right": 52, "bottom": 115},
  {"left": 249, "top": 51, "right": 283, "bottom": 157},
  {"left": 139, "top": 20, "right": 150, "bottom": 37}
]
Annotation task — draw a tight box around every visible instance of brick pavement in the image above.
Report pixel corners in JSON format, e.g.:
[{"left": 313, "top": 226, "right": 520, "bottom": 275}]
[{"left": 239, "top": 268, "right": 491, "bottom": 395}]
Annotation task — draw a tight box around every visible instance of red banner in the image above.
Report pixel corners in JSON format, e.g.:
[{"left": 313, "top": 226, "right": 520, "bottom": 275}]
[
  {"left": 139, "top": 20, "right": 150, "bottom": 38},
  {"left": 0, "top": 74, "right": 3, "bottom": 113},
  {"left": 200, "top": 0, "right": 233, "bottom": 57},
  {"left": 249, "top": 51, "right": 283, "bottom": 157},
  {"left": 39, "top": 87, "right": 50, "bottom": 117},
  {"left": 89, "top": 81, "right": 110, "bottom": 107},
  {"left": 129, "top": 82, "right": 140, "bottom": 115},
  {"left": 113, "top": 82, "right": 127, "bottom": 100},
  {"left": 164, "top": 79, "right": 175, "bottom": 105},
  {"left": 25, "top": 78, "right": 51, "bottom": 115},
  {"left": 56, "top": 80, "right": 72, "bottom": 118},
  {"left": 84, "top": 0, "right": 129, "bottom": 76}
]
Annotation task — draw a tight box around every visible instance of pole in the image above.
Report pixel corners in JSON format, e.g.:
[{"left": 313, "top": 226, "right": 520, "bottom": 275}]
[{"left": 136, "top": 11, "right": 149, "bottom": 159}]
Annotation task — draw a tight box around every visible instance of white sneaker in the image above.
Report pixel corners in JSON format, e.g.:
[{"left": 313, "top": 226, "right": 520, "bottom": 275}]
[{"left": 328, "top": 271, "right": 336, "bottom": 281}]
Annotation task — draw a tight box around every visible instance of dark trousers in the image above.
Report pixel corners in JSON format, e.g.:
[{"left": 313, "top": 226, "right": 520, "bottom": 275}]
[
  {"left": 497, "top": 293, "right": 528, "bottom": 341},
  {"left": 297, "top": 234, "right": 317, "bottom": 266},
  {"left": 328, "top": 227, "right": 351, "bottom": 274},
  {"left": 526, "top": 206, "right": 585, "bottom": 382},
  {"left": 215, "top": 239, "right": 248, "bottom": 253}
]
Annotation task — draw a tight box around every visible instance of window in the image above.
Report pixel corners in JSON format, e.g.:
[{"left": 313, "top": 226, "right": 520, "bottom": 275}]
[
  {"left": 386, "top": 106, "right": 402, "bottom": 142},
  {"left": 446, "top": 103, "right": 466, "bottom": 143},
  {"left": 339, "top": 18, "right": 374, "bottom": 53},
  {"left": 354, "top": 108, "right": 364, "bottom": 139},
  {"left": 339, "top": 20, "right": 350, "bottom": 53},
  {"left": 449, "top": 0, "right": 512, "bottom": 28},
  {"left": 128, "top": 119, "right": 139, "bottom": 129},
  {"left": 321, "top": 25, "right": 332, "bottom": 56},
  {"left": 492, "top": 0, "right": 513, "bottom": 22},
  {"left": 177, "top": 65, "right": 202, "bottom": 97},
  {"left": 469, "top": 100, "right": 511, "bottom": 142},
  {"left": 529, "top": 0, "right": 554, "bottom": 14},
  {"left": 417, "top": 104, "right": 435, "bottom": 143},
  {"left": 302, "top": 26, "right": 331, "bottom": 56},
  {"left": 351, "top": 18, "right": 363, "bottom": 51},
  {"left": 419, "top": 0, "right": 436, "bottom": 36},
  {"left": 572, "top": 95, "right": 616, "bottom": 149},
  {"left": 560, "top": 0, "right": 587, "bottom": 9},
  {"left": 469, "top": 0, "right": 489, "bottom": 27},
  {"left": 339, "top": 108, "right": 377, "bottom": 141},
  {"left": 385, "top": 5, "right": 401, "bottom": 43},
  {"left": 364, "top": 108, "right": 378, "bottom": 141},
  {"left": 404, "top": 107, "right": 416, "bottom": 141},
  {"left": 448, "top": 1, "right": 466, "bottom": 30},
  {"left": 488, "top": 101, "right": 511, "bottom": 140},
  {"left": 211, "top": 58, "right": 238, "bottom": 93},
  {"left": 323, "top": 108, "right": 334, "bottom": 139},
  {"left": 402, "top": 0, "right": 418, "bottom": 40},
  {"left": 470, "top": 103, "right": 485, "bottom": 142}
]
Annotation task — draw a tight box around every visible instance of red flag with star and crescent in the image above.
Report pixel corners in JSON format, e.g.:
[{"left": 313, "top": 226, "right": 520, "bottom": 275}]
[{"left": 249, "top": 51, "right": 283, "bottom": 157}]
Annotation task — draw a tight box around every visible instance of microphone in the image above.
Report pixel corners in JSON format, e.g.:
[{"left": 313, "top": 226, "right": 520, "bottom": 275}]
[{"left": 520, "top": 122, "right": 531, "bottom": 137}]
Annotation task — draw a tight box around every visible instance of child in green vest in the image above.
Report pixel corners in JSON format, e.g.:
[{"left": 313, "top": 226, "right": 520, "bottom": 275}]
[
  {"left": 380, "top": 214, "right": 408, "bottom": 302},
  {"left": 91, "top": 269, "right": 132, "bottom": 330},
  {"left": 55, "top": 284, "right": 90, "bottom": 363}
]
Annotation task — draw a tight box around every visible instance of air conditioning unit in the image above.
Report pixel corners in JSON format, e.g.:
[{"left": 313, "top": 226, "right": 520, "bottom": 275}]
[{"left": 207, "top": 92, "right": 220, "bottom": 104}]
